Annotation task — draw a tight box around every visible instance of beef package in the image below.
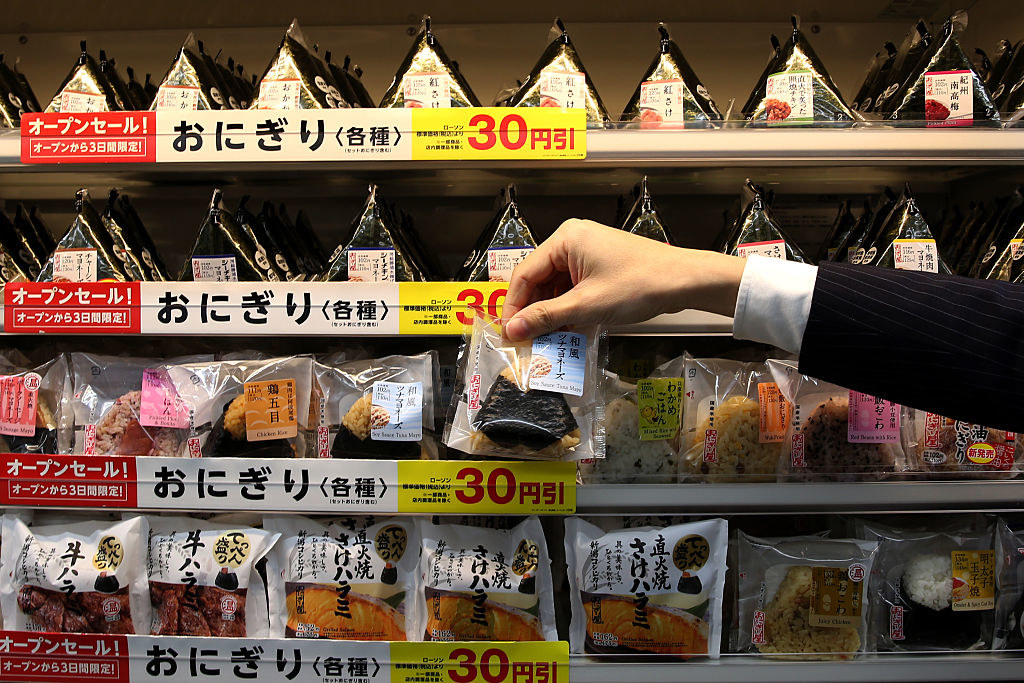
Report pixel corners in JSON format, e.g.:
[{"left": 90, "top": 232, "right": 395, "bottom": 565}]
[
  {"left": 414, "top": 517, "right": 556, "bottom": 641},
  {"left": 235, "top": 197, "right": 303, "bottom": 281},
  {"left": 0, "top": 210, "right": 43, "bottom": 278},
  {"left": 148, "top": 517, "right": 279, "bottom": 637},
  {"left": 458, "top": 185, "right": 538, "bottom": 281},
  {"left": 103, "top": 190, "right": 169, "bottom": 281},
  {"left": 850, "top": 42, "right": 898, "bottom": 112},
  {"left": 45, "top": 42, "right": 121, "bottom": 113},
  {"left": 180, "top": 189, "right": 284, "bottom": 282},
  {"left": 745, "top": 17, "right": 857, "bottom": 127},
  {"left": 724, "top": 181, "right": 807, "bottom": 263},
  {"left": 871, "top": 21, "right": 933, "bottom": 115},
  {"left": 621, "top": 24, "right": 722, "bottom": 128},
  {"left": 266, "top": 516, "right": 417, "bottom": 640},
  {"left": 620, "top": 176, "right": 675, "bottom": 244},
  {"left": 1, "top": 515, "right": 149, "bottom": 634},
  {"left": 865, "top": 185, "right": 951, "bottom": 273},
  {"left": 255, "top": 19, "right": 347, "bottom": 110},
  {"left": 0, "top": 353, "right": 70, "bottom": 455},
  {"left": 818, "top": 200, "right": 855, "bottom": 262},
  {"left": 889, "top": 12, "right": 1000, "bottom": 126},
  {"left": 379, "top": 16, "right": 479, "bottom": 108},
  {"left": 150, "top": 33, "right": 229, "bottom": 111},
  {"left": 37, "top": 189, "right": 130, "bottom": 283},
  {"left": 507, "top": 19, "right": 609, "bottom": 126},
  {"left": 320, "top": 185, "right": 424, "bottom": 282}
]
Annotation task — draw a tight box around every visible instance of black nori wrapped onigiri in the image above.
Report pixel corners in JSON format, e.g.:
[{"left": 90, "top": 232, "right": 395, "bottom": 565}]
[
  {"left": 473, "top": 371, "right": 578, "bottom": 451},
  {"left": 678, "top": 573, "right": 703, "bottom": 595},
  {"left": 206, "top": 395, "right": 294, "bottom": 458},
  {"left": 330, "top": 393, "right": 421, "bottom": 460},
  {"left": 894, "top": 553, "right": 986, "bottom": 651}
]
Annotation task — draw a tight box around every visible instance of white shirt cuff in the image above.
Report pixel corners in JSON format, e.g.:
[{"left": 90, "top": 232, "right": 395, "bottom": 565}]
[{"left": 732, "top": 255, "right": 819, "bottom": 354}]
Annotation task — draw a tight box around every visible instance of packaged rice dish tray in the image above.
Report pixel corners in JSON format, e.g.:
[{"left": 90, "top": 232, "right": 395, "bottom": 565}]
[
  {"left": 446, "top": 310, "right": 605, "bottom": 461},
  {"left": 679, "top": 356, "right": 790, "bottom": 482},
  {"left": 265, "top": 515, "right": 417, "bottom": 640},
  {"left": 736, "top": 531, "right": 878, "bottom": 660},
  {"left": 903, "top": 409, "right": 1019, "bottom": 479},
  {"left": 565, "top": 517, "right": 727, "bottom": 658},
  {"left": 0, "top": 353, "right": 71, "bottom": 455},
  {"left": 768, "top": 360, "right": 903, "bottom": 481},
  {"left": 863, "top": 518, "right": 995, "bottom": 652},
  {"left": 148, "top": 516, "right": 278, "bottom": 637},
  {"left": 1, "top": 514, "right": 149, "bottom": 634},
  {"left": 414, "top": 517, "right": 555, "bottom": 641},
  {"left": 311, "top": 352, "right": 438, "bottom": 460}
]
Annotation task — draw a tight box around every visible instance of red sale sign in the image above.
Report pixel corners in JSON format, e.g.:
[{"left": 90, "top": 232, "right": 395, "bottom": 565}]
[
  {"left": 0, "top": 631, "right": 129, "bottom": 682},
  {"left": 4, "top": 282, "right": 141, "bottom": 334},
  {"left": 21, "top": 112, "right": 156, "bottom": 164},
  {"left": 0, "top": 454, "right": 138, "bottom": 508}
]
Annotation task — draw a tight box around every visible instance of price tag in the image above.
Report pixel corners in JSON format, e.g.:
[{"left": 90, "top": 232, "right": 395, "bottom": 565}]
[
  {"left": 4, "top": 282, "right": 141, "bottom": 334},
  {"left": 397, "top": 461, "right": 575, "bottom": 514},
  {"left": 411, "top": 107, "right": 586, "bottom": 161},
  {"left": 21, "top": 111, "right": 156, "bottom": 164},
  {"left": 0, "top": 454, "right": 137, "bottom": 507},
  {"left": 390, "top": 641, "right": 568, "bottom": 683},
  {"left": 398, "top": 282, "right": 506, "bottom": 335}
]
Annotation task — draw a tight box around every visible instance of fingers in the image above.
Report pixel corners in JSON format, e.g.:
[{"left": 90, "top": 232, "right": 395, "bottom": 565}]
[
  {"left": 505, "top": 288, "right": 589, "bottom": 341},
  {"left": 503, "top": 220, "right": 580, "bottom": 322}
]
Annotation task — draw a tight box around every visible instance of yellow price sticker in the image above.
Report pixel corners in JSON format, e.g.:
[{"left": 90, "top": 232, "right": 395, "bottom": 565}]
[
  {"left": 390, "top": 641, "right": 569, "bottom": 683},
  {"left": 397, "top": 460, "right": 575, "bottom": 514},
  {"left": 398, "top": 282, "right": 506, "bottom": 335},
  {"left": 411, "top": 107, "right": 586, "bottom": 161}
]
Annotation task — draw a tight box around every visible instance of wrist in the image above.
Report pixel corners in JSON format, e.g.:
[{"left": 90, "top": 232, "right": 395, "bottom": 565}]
[{"left": 673, "top": 249, "right": 747, "bottom": 318}]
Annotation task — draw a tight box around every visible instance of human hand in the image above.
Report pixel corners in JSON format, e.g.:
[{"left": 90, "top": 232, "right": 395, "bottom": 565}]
[{"left": 502, "top": 219, "right": 748, "bottom": 341}]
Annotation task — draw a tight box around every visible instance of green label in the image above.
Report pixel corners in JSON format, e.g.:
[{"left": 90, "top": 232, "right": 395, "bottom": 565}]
[{"left": 638, "top": 377, "right": 683, "bottom": 441}]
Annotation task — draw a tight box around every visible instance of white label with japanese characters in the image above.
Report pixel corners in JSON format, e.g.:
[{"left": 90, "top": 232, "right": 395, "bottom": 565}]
[
  {"left": 58, "top": 90, "right": 108, "bottom": 113},
  {"left": 487, "top": 247, "right": 534, "bottom": 281},
  {"left": 736, "top": 240, "right": 786, "bottom": 259},
  {"left": 764, "top": 70, "right": 813, "bottom": 125},
  {"left": 52, "top": 248, "right": 98, "bottom": 282},
  {"left": 348, "top": 248, "right": 396, "bottom": 282},
  {"left": 893, "top": 239, "right": 939, "bottom": 272},
  {"left": 155, "top": 85, "right": 200, "bottom": 111},
  {"left": 925, "top": 70, "right": 973, "bottom": 127},
  {"left": 529, "top": 331, "right": 586, "bottom": 396},
  {"left": 403, "top": 72, "right": 451, "bottom": 108},
  {"left": 639, "top": 79, "right": 685, "bottom": 123},
  {"left": 191, "top": 255, "right": 239, "bottom": 282},
  {"left": 371, "top": 381, "right": 423, "bottom": 441},
  {"left": 257, "top": 78, "right": 302, "bottom": 110},
  {"left": 539, "top": 69, "right": 586, "bottom": 109}
]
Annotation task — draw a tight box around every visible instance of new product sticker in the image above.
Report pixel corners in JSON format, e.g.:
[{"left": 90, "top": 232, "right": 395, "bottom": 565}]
[
  {"left": 370, "top": 380, "right": 423, "bottom": 441},
  {"left": 951, "top": 550, "right": 995, "bottom": 611},
  {"left": 487, "top": 247, "right": 534, "bottom": 282},
  {"left": 191, "top": 255, "right": 238, "bottom": 282},
  {"left": 52, "top": 248, "right": 98, "bottom": 282},
  {"left": 639, "top": 79, "right": 685, "bottom": 126},
  {"left": 155, "top": 85, "right": 200, "bottom": 110},
  {"left": 348, "top": 248, "right": 396, "bottom": 282},
  {"left": 764, "top": 70, "right": 813, "bottom": 125},
  {"left": 893, "top": 239, "right": 939, "bottom": 272},
  {"left": 403, "top": 72, "right": 452, "bottom": 108},
  {"left": 637, "top": 377, "right": 683, "bottom": 441},
  {"left": 539, "top": 70, "right": 586, "bottom": 108},
  {"left": 736, "top": 240, "right": 786, "bottom": 259},
  {"left": 809, "top": 566, "right": 864, "bottom": 627},
  {"left": 924, "top": 70, "right": 973, "bottom": 127},
  {"left": 757, "top": 382, "right": 792, "bottom": 443},
  {"left": 529, "top": 331, "right": 586, "bottom": 396},
  {"left": 847, "top": 391, "right": 900, "bottom": 443},
  {"left": 244, "top": 379, "right": 298, "bottom": 441}
]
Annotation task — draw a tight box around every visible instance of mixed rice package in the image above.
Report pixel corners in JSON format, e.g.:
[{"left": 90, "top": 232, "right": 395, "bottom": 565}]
[
  {"left": 446, "top": 310, "right": 605, "bottom": 461},
  {"left": 414, "top": 517, "right": 556, "bottom": 641},
  {"left": 37, "top": 189, "right": 131, "bottom": 283},
  {"left": 565, "top": 517, "right": 728, "bottom": 658},
  {"left": 1, "top": 514, "right": 149, "bottom": 634},
  {"left": 903, "top": 409, "right": 1019, "bottom": 479},
  {"left": 265, "top": 515, "right": 417, "bottom": 640},
  {"left": 148, "top": 516, "right": 278, "bottom": 637},
  {"left": 379, "top": 16, "right": 480, "bottom": 108},
  {"left": 0, "top": 353, "right": 71, "bottom": 455},
  {"left": 736, "top": 531, "right": 878, "bottom": 660}
]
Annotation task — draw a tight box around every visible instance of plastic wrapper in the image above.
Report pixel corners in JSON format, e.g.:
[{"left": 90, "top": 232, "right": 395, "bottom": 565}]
[
  {"left": 1, "top": 514, "right": 149, "bottom": 634},
  {"left": 679, "top": 356, "right": 789, "bottom": 483},
  {"left": 985, "top": 39, "right": 1016, "bottom": 95},
  {"left": 148, "top": 516, "right": 278, "bottom": 637},
  {"left": 265, "top": 515, "right": 417, "bottom": 640},
  {"left": 850, "top": 43, "right": 897, "bottom": 112},
  {"left": 254, "top": 19, "right": 346, "bottom": 110},
  {"left": 0, "top": 353, "right": 71, "bottom": 455},
  {"left": 983, "top": 205, "right": 1024, "bottom": 283},
  {"left": 12, "top": 204, "right": 52, "bottom": 273},
  {"left": 150, "top": 33, "right": 229, "bottom": 111},
  {"left": 903, "top": 409, "right": 1019, "bottom": 479},
  {"left": 124, "top": 67, "right": 150, "bottom": 109},
  {"left": 620, "top": 24, "right": 721, "bottom": 129},
  {"left": 0, "top": 210, "right": 42, "bottom": 278},
  {"left": 745, "top": 17, "right": 857, "bottom": 127},
  {"left": 997, "top": 50, "right": 1024, "bottom": 113},
  {"left": 446, "top": 310, "right": 605, "bottom": 461},
  {"left": 817, "top": 200, "right": 855, "bottom": 263},
  {"left": 972, "top": 187, "right": 1024, "bottom": 278},
  {"left": 457, "top": 185, "right": 538, "bottom": 282},
  {"left": 203, "top": 47, "right": 243, "bottom": 110},
  {"left": 103, "top": 190, "right": 168, "bottom": 281},
  {"left": 769, "top": 360, "right": 904, "bottom": 482},
  {"left": 620, "top": 177, "right": 675, "bottom": 245},
  {"left": 379, "top": 17, "right": 479, "bottom": 108},
  {"left": 284, "top": 204, "right": 329, "bottom": 272},
  {"left": 324, "top": 52, "right": 362, "bottom": 108},
  {"left": 870, "top": 21, "right": 932, "bottom": 115},
  {"left": 311, "top": 352, "right": 439, "bottom": 460},
  {"left": 995, "top": 520, "right": 1024, "bottom": 650},
  {"left": 235, "top": 198, "right": 303, "bottom": 281},
  {"left": 255, "top": 202, "right": 316, "bottom": 278},
  {"left": 507, "top": 19, "right": 609, "bottom": 126},
  {"left": 320, "top": 185, "right": 424, "bottom": 282},
  {"left": 565, "top": 517, "right": 727, "bottom": 658},
  {"left": 0, "top": 56, "right": 27, "bottom": 127},
  {"left": 847, "top": 187, "right": 898, "bottom": 264},
  {"left": 724, "top": 181, "right": 807, "bottom": 263},
  {"left": 866, "top": 184, "right": 951, "bottom": 273},
  {"left": 45, "top": 42, "right": 120, "bottom": 113},
  {"left": 740, "top": 35, "right": 782, "bottom": 119},
  {"left": 37, "top": 189, "right": 130, "bottom": 283},
  {"left": 415, "top": 517, "right": 556, "bottom": 641},
  {"left": 179, "top": 189, "right": 284, "bottom": 282},
  {"left": 736, "top": 532, "right": 878, "bottom": 660},
  {"left": 97, "top": 51, "right": 135, "bottom": 111},
  {"left": 343, "top": 58, "right": 375, "bottom": 108}
]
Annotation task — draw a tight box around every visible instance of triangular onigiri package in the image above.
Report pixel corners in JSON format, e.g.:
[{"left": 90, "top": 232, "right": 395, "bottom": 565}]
[
  {"left": 740, "top": 35, "right": 782, "bottom": 119},
  {"left": 379, "top": 16, "right": 480, "bottom": 108},
  {"left": 179, "top": 189, "right": 282, "bottom": 282},
  {"left": 45, "top": 41, "right": 120, "bottom": 113},
  {"left": 817, "top": 199, "right": 855, "bottom": 262},
  {"left": 150, "top": 34, "right": 228, "bottom": 111},
  {"left": 97, "top": 51, "right": 136, "bottom": 111},
  {"left": 37, "top": 189, "right": 129, "bottom": 282},
  {"left": 0, "top": 210, "right": 41, "bottom": 279},
  {"left": 725, "top": 180, "right": 807, "bottom": 262},
  {"left": 867, "top": 185, "right": 951, "bottom": 273},
  {"left": 620, "top": 177, "right": 675, "bottom": 245},
  {"left": 254, "top": 19, "right": 347, "bottom": 110},
  {"left": 102, "top": 189, "right": 168, "bottom": 281},
  {"left": 458, "top": 185, "right": 538, "bottom": 282},
  {"left": 235, "top": 197, "right": 303, "bottom": 281}
]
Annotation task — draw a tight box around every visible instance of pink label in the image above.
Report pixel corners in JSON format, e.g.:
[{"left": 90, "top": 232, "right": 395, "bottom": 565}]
[
  {"left": 847, "top": 391, "right": 900, "bottom": 443},
  {"left": 140, "top": 368, "right": 190, "bottom": 429},
  {"left": 0, "top": 375, "right": 38, "bottom": 437}
]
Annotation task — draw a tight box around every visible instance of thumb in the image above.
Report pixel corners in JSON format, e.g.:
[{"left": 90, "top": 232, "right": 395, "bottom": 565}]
[{"left": 504, "top": 291, "right": 585, "bottom": 341}]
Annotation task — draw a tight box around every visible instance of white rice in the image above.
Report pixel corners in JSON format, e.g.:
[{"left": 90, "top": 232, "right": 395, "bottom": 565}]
[
  {"left": 904, "top": 553, "right": 952, "bottom": 610},
  {"left": 578, "top": 398, "right": 677, "bottom": 483}
]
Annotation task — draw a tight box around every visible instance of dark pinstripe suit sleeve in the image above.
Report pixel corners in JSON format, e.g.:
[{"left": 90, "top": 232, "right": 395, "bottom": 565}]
[{"left": 798, "top": 262, "right": 1024, "bottom": 433}]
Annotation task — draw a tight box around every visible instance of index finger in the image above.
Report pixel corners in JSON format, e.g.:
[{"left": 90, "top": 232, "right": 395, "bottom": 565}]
[{"left": 502, "top": 232, "right": 571, "bottom": 322}]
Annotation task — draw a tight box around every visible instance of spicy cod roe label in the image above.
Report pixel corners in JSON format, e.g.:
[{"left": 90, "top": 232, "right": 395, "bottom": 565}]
[
  {"left": 244, "top": 379, "right": 298, "bottom": 441},
  {"left": 951, "top": 550, "right": 995, "bottom": 611},
  {"left": 637, "top": 377, "right": 683, "bottom": 441}
]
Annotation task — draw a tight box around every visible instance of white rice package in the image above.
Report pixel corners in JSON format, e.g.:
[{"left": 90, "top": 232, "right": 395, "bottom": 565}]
[
  {"left": 148, "top": 516, "right": 279, "bottom": 637},
  {"left": 565, "top": 517, "right": 728, "bottom": 658},
  {"left": 414, "top": 516, "right": 556, "bottom": 641},
  {"left": 1, "top": 514, "right": 149, "bottom": 634}
]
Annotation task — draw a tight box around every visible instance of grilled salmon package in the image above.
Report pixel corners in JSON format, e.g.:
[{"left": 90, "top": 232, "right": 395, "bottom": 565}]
[
  {"left": 379, "top": 16, "right": 480, "bottom": 108},
  {"left": 414, "top": 517, "right": 556, "bottom": 642},
  {"left": 565, "top": 517, "right": 728, "bottom": 659},
  {"left": 1, "top": 514, "right": 149, "bottom": 634},
  {"left": 265, "top": 515, "right": 417, "bottom": 640}
]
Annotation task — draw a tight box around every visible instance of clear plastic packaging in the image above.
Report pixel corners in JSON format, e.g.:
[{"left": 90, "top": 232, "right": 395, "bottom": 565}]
[
  {"left": 378, "top": 16, "right": 480, "bottom": 108},
  {"left": 0, "top": 353, "right": 71, "bottom": 455},
  {"left": 902, "top": 409, "right": 1019, "bottom": 479}
]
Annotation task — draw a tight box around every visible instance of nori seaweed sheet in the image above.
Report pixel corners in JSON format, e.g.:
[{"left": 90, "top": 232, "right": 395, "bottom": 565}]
[
  {"left": 472, "top": 375, "right": 577, "bottom": 450},
  {"left": 330, "top": 424, "right": 421, "bottom": 460},
  {"left": 891, "top": 576, "right": 985, "bottom": 651},
  {"left": 206, "top": 398, "right": 294, "bottom": 458}
]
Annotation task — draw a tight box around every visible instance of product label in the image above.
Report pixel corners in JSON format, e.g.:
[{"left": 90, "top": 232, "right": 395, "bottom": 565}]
[
  {"left": 396, "top": 460, "right": 574, "bottom": 514},
  {"left": 316, "top": 425, "right": 330, "bottom": 458},
  {"left": 637, "top": 377, "right": 683, "bottom": 441},
  {"left": 0, "top": 374, "right": 39, "bottom": 437},
  {"left": 736, "top": 239, "right": 786, "bottom": 259},
  {"left": 191, "top": 255, "right": 238, "bottom": 282},
  {"left": 155, "top": 85, "right": 201, "bottom": 111},
  {"left": 59, "top": 90, "right": 109, "bottom": 113},
  {"left": 638, "top": 79, "right": 685, "bottom": 126},
  {"left": 52, "top": 248, "right": 98, "bottom": 282},
  {"left": 757, "top": 382, "right": 792, "bottom": 443},
  {"left": 1011, "top": 238, "right": 1024, "bottom": 261},
  {"left": 850, "top": 247, "right": 864, "bottom": 264},
  {"left": 951, "top": 550, "right": 995, "bottom": 611},
  {"left": 791, "top": 432, "right": 806, "bottom": 468},
  {"left": 890, "top": 605, "right": 905, "bottom": 641},
  {"left": 257, "top": 78, "right": 302, "bottom": 110},
  {"left": 847, "top": 391, "right": 900, "bottom": 443},
  {"left": 403, "top": 72, "right": 451, "bottom": 108},
  {"left": 529, "top": 332, "right": 586, "bottom": 396},
  {"left": 703, "top": 428, "right": 718, "bottom": 463},
  {"left": 244, "top": 379, "right": 298, "bottom": 441},
  {"left": 924, "top": 412, "right": 943, "bottom": 449},
  {"left": 486, "top": 246, "right": 533, "bottom": 281},
  {"left": 764, "top": 70, "right": 813, "bottom": 125},
  {"left": 893, "top": 239, "right": 939, "bottom": 272},
  {"left": 752, "top": 609, "right": 767, "bottom": 645},
  {"left": 348, "top": 248, "right": 396, "bottom": 282},
  {"left": 139, "top": 368, "right": 191, "bottom": 429},
  {"left": 924, "top": 70, "right": 973, "bottom": 127},
  {"left": 370, "top": 381, "right": 423, "bottom": 441},
  {"left": 862, "top": 246, "right": 878, "bottom": 265},
  {"left": 539, "top": 69, "right": 585, "bottom": 108},
  {"left": 810, "top": 566, "right": 864, "bottom": 627},
  {"left": 390, "top": 642, "right": 568, "bottom": 683},
  {"left": 827, "top": 247, "right": 838, "bottom": 261}
]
